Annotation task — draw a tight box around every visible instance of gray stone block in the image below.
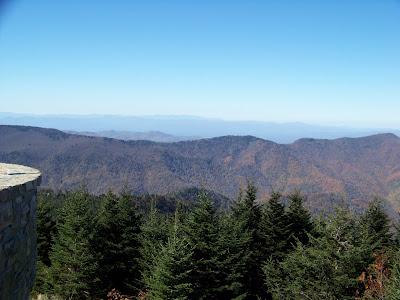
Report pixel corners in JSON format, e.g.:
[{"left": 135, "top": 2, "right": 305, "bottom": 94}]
[{"left": 0, "top": 163, "right": 41, "bottom": 300}]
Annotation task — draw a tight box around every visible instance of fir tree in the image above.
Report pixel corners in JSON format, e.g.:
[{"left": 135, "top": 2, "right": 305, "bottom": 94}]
[
  {"left": 387, "top": 216, "right": 400, "bottom": 299},
  {"left": 217, "top": 211, "right": 251, "bottom": 300},
  {"left": 230, "top": 183, "right": 265, "bottom": 299},
  {"left": 387, "top": 249, "right": 400, "bottom": 300},
  {"left": 185, "top": 192, "right": 222, "bottom": 300},
  {"left": 93, "top": 191, "right": 142, "bottom": 296},
  {"left": 264, "top": 207, "right": 374, "bottom": 299},
  {"left": 33, "top": 192, "right": 58, "bottom": 295},
  {"left": 260, "top": 192, "right": 290, "bottom": 261},
  {"left": 259, "top": 192, "right": 291, "bottom": 299},
  {"left": 286, "top": 191, "right": 314, "bottom": 248},
  {"left": 140, "top": 198, "right": 170, "bottom": 290},
  {"left": 48, "top": 190, "right": 99, "bottom": 299},
  {"left": 360, "top": 198, "right": 392, "bottom": 251},
  {"left": 234, "top": 183, "right": 262, "bottom": 231},
  {"left": 146, "top": 210, "right": 193, "bottom": 300},
  {"left": 32, "top": 261, "right": 53, "bottom": 296},
  {"left": 36, "top": 191, "right": 58, "bottom": 266}
]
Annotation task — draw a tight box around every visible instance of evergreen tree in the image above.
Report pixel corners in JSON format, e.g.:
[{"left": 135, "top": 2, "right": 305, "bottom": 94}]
[
  {"left": 146, "top": 210, "right": 193, "bottom": 300},
  {"left": 233, "top": 184, "right": 262, "bottom": 231},
  {"left": 286, "top": 191, "right": 314, "bottom": 248},
  {"left": 387, "top": 249, "right": 400, "bottom": 300},
  {"left": 229, "top": 183, "right": 264, "bottom": 299},
  {"left": 259, "top": 192, "right": 291, "bottom": 299},
  {"left": 140, "top": 198, "right": 170, "bottom": 290},
  {"left": 264, "top": 207, "right": 374, "bottom": 299},
  {"left": 260, "top": 192, "right": 290, "bottom": 261},
  {"left": 217, "top": 211, "right": 251, "bottom": 300},
  {"left": 185, "top": 192, "right": 222, "bottom": 300},
  {"left": 36, "top": 191, "right": 58, "bottom": 266},
  {"left": 32, "top": 192, "right": 58, "bottom": 295},
  {"left": 93, "top": 191, "right": 142, "bottom": 296},
  {"left": 360, "top": 198, "right": 392, "bottom": 251},
  {"left": 387, "top": 216, "right": 400, "bottom": 299},
  {"left": 32, "top": 261, "right": 53, "bottom": 296},
  {"left": 48, "top": 190, "right": 99, "bottom": 299}
]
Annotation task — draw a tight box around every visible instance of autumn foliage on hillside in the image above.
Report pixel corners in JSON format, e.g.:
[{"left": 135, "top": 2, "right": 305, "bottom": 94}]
[{"left": 2, "top": 125, "right": 400, "bottom": 216}]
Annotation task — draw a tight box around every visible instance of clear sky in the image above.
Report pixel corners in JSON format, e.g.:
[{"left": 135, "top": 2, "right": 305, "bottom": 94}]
[{"left": 0, "top": 0, "right": 399, "bottom": 127}]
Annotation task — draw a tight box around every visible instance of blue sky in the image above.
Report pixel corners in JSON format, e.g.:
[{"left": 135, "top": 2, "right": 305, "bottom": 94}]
[{"left": 0, "top": 0, "right": 399, "bottom": 127}]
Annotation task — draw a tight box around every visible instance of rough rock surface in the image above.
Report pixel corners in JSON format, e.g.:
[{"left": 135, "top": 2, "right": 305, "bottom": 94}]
[{"left": 0, "top": 163, "right": 41, "bottom": 300}]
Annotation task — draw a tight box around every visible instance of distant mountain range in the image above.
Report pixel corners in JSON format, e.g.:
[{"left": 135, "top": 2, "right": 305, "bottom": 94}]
[
  {"left": 66, "top": 130, "right": 199, "bottom": 143},
  {"left": 1, "top": 125, "right": 399, "bottom": 215},
  {"left": 1, "top": 112, "right": 399, "bottom": 143}
]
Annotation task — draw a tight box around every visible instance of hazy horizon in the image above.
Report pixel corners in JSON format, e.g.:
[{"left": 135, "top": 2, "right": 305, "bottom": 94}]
[
  {"left": 1, "top": 111, "right": 400, "bottom": 130},
  {"left": 1, "top": 112, "right": 399, "bottom": 143}
]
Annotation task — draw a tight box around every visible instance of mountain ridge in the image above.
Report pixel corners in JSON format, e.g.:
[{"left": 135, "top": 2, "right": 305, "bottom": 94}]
[
  {"left": 1, "top": 125, "right": 399, "bottom": 214},
  {"left": 2, "top": 112, "right": 400, "bottom": 143},
  {"left": 66, "top": 130, "right": 200, "bottom": 143}
]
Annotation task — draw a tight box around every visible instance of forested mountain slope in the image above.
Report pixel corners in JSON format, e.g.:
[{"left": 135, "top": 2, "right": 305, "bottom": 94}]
[{"left": 1, "top": 125, "right": 399, "bottom": 212}]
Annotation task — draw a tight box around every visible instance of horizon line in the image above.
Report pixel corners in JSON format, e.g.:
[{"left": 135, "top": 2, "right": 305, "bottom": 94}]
[{"left": 1, "top": 111, "right": 400, "bottom": 130}]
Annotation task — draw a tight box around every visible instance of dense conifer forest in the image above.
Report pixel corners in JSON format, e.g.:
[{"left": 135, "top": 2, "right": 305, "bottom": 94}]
[{"left": 33, "top": 185, "right": 400, "bottom": 299}]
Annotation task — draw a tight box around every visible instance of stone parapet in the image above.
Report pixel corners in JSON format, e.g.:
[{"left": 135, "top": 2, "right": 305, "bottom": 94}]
[{"left": 0, "top": 163, "right": 41, "bottom": 300}]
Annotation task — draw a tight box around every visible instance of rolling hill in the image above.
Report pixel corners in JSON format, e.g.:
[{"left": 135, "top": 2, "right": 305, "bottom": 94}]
[{"left": 1, "top": 125, "right": 399, "bottom": 213}]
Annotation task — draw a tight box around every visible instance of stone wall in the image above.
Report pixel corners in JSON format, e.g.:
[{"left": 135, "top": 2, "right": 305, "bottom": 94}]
[{"left": 0, "top": 163, "right": 41, "bottom": 300}]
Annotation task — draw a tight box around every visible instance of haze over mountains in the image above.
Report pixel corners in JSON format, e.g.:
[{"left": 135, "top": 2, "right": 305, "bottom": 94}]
[
  {"left": 1, "top": 112, "right": 400, "bottom": 143},
  {"left": 66, "top": 130, "right": 198, "bottom": 143},
  {"left": 1, "top": 125, "right": 400, "bottom": 214}
]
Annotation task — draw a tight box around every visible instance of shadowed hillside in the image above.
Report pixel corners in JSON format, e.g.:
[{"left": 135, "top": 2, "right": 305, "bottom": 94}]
[
  {"left": 1, "top": 125, "right": 399, "bottom": 213},
  {"left": 66, "top": 129, "right": 200, "bottom": 143}
]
